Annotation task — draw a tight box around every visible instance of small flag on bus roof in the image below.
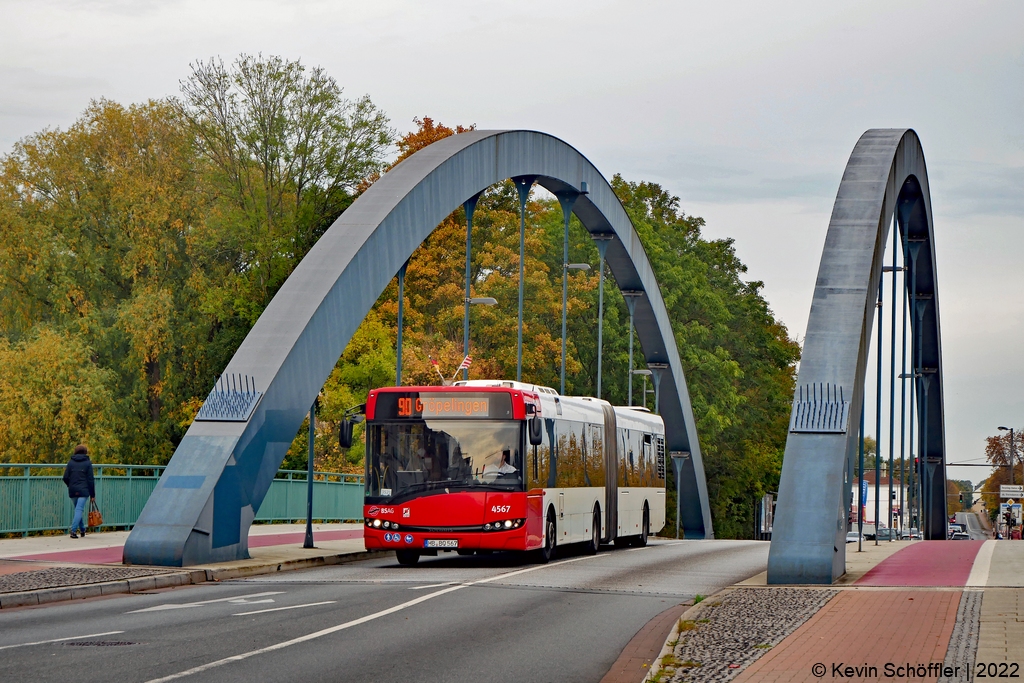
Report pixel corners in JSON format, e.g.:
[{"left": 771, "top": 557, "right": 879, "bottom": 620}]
[{"left": 458, "top": 355, "right": 472, "bottom": 370}]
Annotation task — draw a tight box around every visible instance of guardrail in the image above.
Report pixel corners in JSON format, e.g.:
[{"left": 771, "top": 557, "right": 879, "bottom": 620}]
[{"left": 0, "top": 464, "right": 364, "bottom": 536}]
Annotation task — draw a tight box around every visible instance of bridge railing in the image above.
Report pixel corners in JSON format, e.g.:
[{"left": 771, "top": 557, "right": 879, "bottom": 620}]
[{"left": 0, "top": 464, "right": 365, "bottom": 536}]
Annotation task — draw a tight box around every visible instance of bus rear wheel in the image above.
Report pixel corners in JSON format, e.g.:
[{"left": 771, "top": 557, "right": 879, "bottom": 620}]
[
  {"left": 631, "top": 505, "right": 650, "bottom": 547},
  {"left": 537, "top": 512, "right": 556, "bottom": 564},
  {"left": 585, "top": 508, "right": 600, "bottom": 555},
  {"left": 396, "top": 550, "right": 420, "bottom": 566}
]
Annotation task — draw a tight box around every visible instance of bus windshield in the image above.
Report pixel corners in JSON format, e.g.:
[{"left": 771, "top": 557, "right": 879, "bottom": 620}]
[{"left": 366, "top": 420, "right": 523, "bottom": 500}]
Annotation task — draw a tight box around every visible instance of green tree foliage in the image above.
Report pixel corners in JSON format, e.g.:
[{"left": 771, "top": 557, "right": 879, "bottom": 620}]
[
  {"left": 0, "top": 56, "right": 394, "bottom": 466},
  {"left": 0, "top": 62, "right": 799, "bottom": 535},
  {"left": 0, "top": 328, "right": 119, "bottom": 463}
]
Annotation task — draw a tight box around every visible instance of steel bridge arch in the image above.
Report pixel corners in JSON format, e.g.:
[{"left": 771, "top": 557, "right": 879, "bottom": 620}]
[
  {"left": 124, "top": 129, "right": 714, "bottom": 566},
  {"left": 767, "top": 129, "right": 945, "bottom": 585}
]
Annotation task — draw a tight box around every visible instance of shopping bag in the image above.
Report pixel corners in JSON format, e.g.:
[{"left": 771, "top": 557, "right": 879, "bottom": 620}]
[{"left": 87, "top": 500, "right": 103, "bottom": 527}]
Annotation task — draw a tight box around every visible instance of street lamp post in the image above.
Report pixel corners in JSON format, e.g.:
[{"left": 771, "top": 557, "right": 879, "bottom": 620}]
[
  {"left": 999, "top": 426, "right": 1015, "bottom": 488},
  {"left": 632, "top": 369, "right": 652, "bottom": 410},
  {"left": 304, "top": 398, "right": 317, "bottom": 549}
]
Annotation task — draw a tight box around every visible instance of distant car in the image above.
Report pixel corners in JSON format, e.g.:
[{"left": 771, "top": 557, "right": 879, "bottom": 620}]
[
  {"left": 875, "top": 528, "right": 899, "bottom": 541},
  {"left": 951, "top": 532, "right": 970, "bottom": 540},
  {"left": 901, "top": 528, "right": 922, "bottom": 540},
  {"left": 846, "top": 531, "right": 862, "bottom": 543}
]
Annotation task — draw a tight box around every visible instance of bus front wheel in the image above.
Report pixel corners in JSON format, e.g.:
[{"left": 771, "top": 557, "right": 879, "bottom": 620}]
[
  {"left": 537, "top": 512, "right": 557, "bottom": 564},
  {"left": 396, "top": 550, "right": 421, "bottom": 566}
]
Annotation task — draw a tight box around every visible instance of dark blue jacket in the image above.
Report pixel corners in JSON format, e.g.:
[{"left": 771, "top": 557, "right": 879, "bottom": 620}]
[{"left": 63, "top": 453, "right": 95, "bottom": 499}]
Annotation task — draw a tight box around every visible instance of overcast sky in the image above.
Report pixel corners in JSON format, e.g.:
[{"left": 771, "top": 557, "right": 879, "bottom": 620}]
[{"left": 2, "top": 0, "right": 1022, "bottom": 486}]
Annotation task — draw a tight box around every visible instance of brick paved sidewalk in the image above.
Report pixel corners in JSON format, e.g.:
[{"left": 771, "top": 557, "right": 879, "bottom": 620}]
[{"left": 734, "top": 590, "right": 961, "bottom": 682}]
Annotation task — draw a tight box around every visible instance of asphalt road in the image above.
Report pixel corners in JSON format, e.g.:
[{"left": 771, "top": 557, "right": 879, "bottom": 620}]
[
  {"left": 956, "top": 511, "right": 989, "bottom": 540},
  {"left": 0, "top": 539, "right": 768, "bottom": 683}
]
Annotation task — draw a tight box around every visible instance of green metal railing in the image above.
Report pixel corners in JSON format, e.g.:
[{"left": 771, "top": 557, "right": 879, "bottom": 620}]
[{"left": 0, "top": 464, "right": 364, "bottom": 536}]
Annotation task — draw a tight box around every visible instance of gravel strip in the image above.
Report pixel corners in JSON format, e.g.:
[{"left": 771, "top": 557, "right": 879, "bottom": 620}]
[
  {"left": 664, "top": 587, "right": 838, "bottom": 683},
  {"left": 939, "top": 589, "right": 982, "bottom": 683},
  {"left": 0, "top": 567, "right": 171, "bottom": 593}
]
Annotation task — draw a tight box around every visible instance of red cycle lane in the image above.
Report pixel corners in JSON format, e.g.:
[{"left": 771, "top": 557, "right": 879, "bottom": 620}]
[
  {"left": 9, "top": 528, "right": 364, "bottom": 565},
  {"left": 856, "top": 540, "right": 985, "bottom": 586}
]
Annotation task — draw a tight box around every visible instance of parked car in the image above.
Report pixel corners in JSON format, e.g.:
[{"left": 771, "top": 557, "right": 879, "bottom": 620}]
[
  {"left": 875, "top": 527, "right": 899, "bottom": 541},
  {"left": 951, "top": 532, "right": 971, "bottom": 540},
  {"left": 901, "top": 528, "right": 922, "bottom": 540},
  {"left": 846, "top": 531, "right": 862, "bottom": 543}
]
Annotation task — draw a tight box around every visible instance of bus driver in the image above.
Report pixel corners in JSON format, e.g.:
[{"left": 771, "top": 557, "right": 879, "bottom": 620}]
[{"left": 483, "top": 449, "right": 517, "bottom": 478}]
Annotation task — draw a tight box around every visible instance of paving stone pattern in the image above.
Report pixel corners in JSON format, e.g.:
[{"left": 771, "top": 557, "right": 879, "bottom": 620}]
[
  {"left": 666, "top": 588, "right": 838, "bottom": 683},
  {"left": 0, "top": 566, "right": 169, "bottom": 593},
  {"left": 940, "top": 589, "right": 982, "bottom": 683}
]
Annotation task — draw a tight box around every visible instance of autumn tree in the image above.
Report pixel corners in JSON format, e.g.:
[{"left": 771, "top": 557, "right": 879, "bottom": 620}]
[
  {"left": 177, "top": 54, "right": 396, "bottom": 323},
  {"left": 0, "top": 329, "right": 119, "bottom": 463}
]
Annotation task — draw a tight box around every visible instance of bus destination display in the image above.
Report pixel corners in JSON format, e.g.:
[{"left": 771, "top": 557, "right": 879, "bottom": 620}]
[{"left": 375, "top": 392, "right": 512, "bottom": 420}]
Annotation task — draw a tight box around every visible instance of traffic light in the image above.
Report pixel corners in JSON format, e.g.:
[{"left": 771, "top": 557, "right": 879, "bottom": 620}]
[{"left": 959, "top": 492, "right": 964, "bottom": 504}]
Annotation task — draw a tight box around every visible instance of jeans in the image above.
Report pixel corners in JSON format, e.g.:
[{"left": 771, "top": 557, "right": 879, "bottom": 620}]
[{"left": 71, "top": 496, "right": 89, "bottom": 534}]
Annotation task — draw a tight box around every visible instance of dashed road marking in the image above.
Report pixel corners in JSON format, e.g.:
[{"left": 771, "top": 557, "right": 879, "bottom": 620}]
[
  {"left": 0, "top": 631, "right": 125, "bottom": 651},
  {"left": 127, "top": 591, "right": 284, "bottom": 613},
  {"left": 233, "top": 601, "right": 336, "bottom": 616},
  {"left": 145, "top": 555, "right": 600, "bottom": 682}
]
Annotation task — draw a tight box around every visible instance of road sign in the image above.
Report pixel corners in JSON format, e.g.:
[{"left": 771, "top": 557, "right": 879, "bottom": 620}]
[{"left": 1000, "top": 485, "right": 1023, "bottom": 498}]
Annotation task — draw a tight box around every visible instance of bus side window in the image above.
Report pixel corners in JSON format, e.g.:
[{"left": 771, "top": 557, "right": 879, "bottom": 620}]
[
  {"left": 642, "top": 434, "right": 653, "bottom": 487},
  {"left": 544, "top": 418, "right": 557, "bottom": 488},
  {"left": 588, "top": 424, "right": 604, "bottom": 487},
  {"left": 618, "top": 428, "right": 629, "bottom": 487}
]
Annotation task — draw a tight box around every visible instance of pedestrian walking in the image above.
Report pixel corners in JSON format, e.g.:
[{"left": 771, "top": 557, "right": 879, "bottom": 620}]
[{"left": 62, "top": 444, "right": 95, "bottom": 539}]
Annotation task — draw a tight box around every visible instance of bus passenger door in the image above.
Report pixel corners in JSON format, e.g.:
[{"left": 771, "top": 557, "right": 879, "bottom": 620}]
[{"left": 602, "top": 404, "right": 618, "bottom": 544}]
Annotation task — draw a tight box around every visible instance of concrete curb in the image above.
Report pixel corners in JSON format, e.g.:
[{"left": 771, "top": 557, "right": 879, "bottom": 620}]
[
  {"left": 0, "top": 549, "right": 390, "bottom": 609},
  {"left": 641, "top": 586, "right": 737, "bottom": 683},
  {"left": 0, "top": 569, "right": 205, "bottom": 609},
  {"left": 199, "top": 549, "right": 390, "bottom": 582}
]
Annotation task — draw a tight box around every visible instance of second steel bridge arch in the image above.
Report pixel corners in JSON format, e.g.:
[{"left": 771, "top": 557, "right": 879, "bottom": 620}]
[
  {"left": 768, "top": 129, "right": 945, "bottom": 585},
  {"left": 124, "top": 129, "right": 715, "bottom": 567}
]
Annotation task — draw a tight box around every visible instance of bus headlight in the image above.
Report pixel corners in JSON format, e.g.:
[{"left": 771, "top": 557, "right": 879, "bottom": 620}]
[
  {"left": 372, "top": 519, "right": 382, "bottom": 528},
  {"left": 503, "top": 520, "right": 513, "bottom": 529}
]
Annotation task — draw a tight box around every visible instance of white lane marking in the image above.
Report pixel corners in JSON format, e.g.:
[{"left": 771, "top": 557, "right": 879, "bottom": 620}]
[
  {"left": 127, "top": 591, "right": 284, "bottom": 613},
  {"left": 966, "top": 539, "right": 997, "bottom": 587},
  {"left": 227, "top": 599, "right": 275, "bottom": 605},
  {"left": 145, "top": 555, "right": 599, "bottom": 682},
  {"left": 0, "top": 631, "right": 125, "bottom": 651},
  {"left": 233, "top": 601, "right": 336, "bottom": 616},
  {"left": 407, "top": 582, "right": 455, "bottom": 590}
]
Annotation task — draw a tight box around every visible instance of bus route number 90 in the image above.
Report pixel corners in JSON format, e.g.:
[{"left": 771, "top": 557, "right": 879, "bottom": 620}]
[{"left": 397, "top": 397, "right": 424, "bottom": 417}]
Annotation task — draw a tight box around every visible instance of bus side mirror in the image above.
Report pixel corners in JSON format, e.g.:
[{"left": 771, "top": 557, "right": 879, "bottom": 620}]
[
  {"left": 529, "top": 417, "right": 543, "bottom": 446},
  {"left": 339, "top": 420, "right": 354, "bottom": 449},
  {"left": 339, "top": 414, "right": 365, "bottom": 450}
]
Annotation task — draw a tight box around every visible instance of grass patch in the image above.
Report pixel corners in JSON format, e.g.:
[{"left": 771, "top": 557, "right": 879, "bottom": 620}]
[
  {"left": 678, "top": 620, "right": 698, "bottom": 631},
  {"left": 693, "top": 594, "right": 705, "bottom": 604},
  {"left": 697, "top": 618, "right": 710, "bottom": 624}
]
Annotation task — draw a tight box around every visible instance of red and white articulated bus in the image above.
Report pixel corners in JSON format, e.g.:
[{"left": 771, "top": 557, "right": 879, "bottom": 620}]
[{"left": 362, "top": 380, "right": 667, "bottom": 565}]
